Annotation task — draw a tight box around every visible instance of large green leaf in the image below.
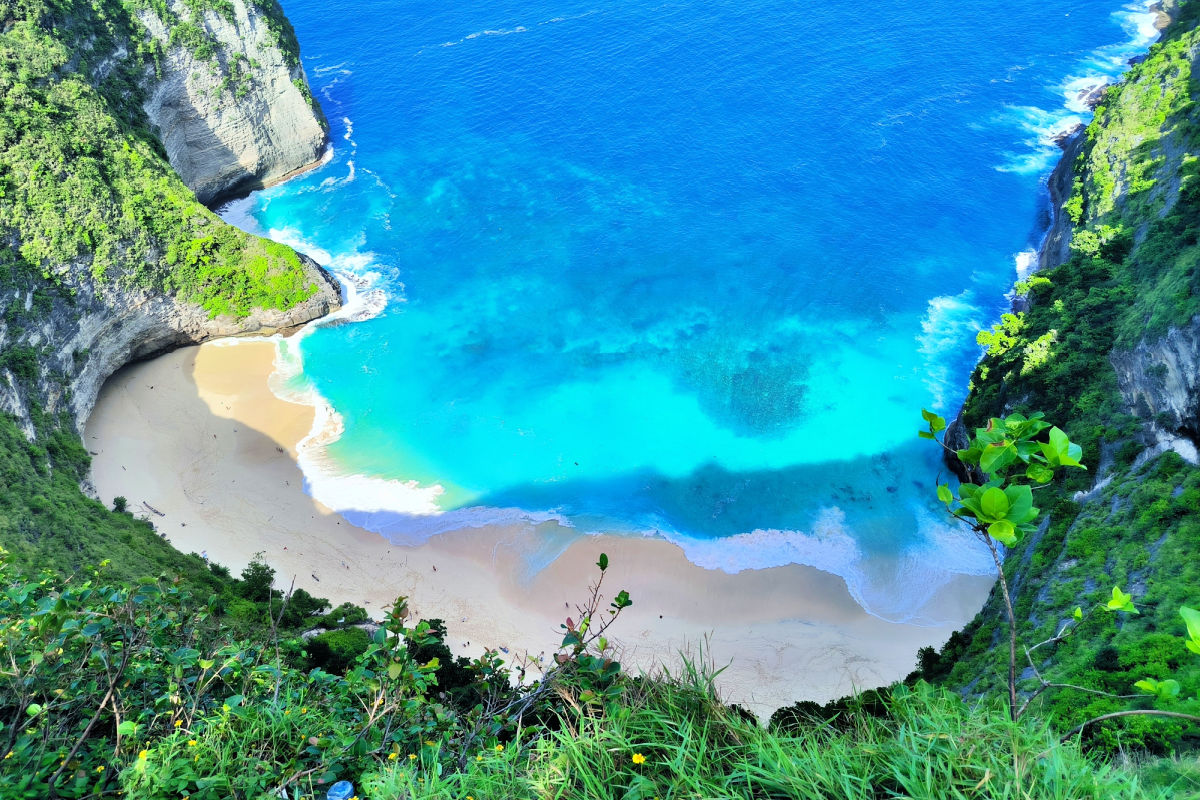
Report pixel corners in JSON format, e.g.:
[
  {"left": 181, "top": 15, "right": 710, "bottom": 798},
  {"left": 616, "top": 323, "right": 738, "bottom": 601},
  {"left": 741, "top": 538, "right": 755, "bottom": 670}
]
[
  {"left": 980, "top": 441, "right": 1016, "bottom": 474},
  {"left": 980, "top": 487, "right": 1010, "bottom": 521},
  {"left": 1003, "top": 484, "right": 1038, "bottom": 524},
  {"left": 987, "top": 520, "right": 1017, "bottom": 545},
  {"left": 1182, "top": 606, "right": 1200, "bottom": 654}
]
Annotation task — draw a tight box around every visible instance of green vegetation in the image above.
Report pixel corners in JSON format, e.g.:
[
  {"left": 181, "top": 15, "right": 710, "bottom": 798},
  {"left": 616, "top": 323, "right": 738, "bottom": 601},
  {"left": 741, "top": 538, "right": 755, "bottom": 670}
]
[
  {"left": 0, "top": 0, "right": 1197, "bottom": 795},
  {"left": 0, "top": 552, "right": 1186, "bottom": 799},
  {"left": 914, "top": 1, "right": 1200, "bottom": 758},
  {"left": 0, "top": 0, "right": 320, "bottom": 315}
]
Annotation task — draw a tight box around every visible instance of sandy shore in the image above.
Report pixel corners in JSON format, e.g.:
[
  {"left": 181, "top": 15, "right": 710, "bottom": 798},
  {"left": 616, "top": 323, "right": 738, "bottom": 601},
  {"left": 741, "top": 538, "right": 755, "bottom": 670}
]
[{"left": 85, "top": 340, "right": 993, "bottom": 716}]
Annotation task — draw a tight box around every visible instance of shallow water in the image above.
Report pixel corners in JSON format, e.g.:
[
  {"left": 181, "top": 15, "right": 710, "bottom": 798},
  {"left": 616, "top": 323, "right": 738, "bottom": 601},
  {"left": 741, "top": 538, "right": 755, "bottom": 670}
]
[{"left": 226, "top": 0, "right": 1159, "bottom": 622}]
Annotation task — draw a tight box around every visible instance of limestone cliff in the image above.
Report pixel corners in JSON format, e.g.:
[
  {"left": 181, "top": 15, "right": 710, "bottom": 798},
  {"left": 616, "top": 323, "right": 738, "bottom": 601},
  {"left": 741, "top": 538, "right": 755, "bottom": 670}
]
[
  {"left": 139, "top": 0, "right": 329, "bottom": 205},
  {"left": 0, "top": 0, "right": 339, "bottom": 443}
]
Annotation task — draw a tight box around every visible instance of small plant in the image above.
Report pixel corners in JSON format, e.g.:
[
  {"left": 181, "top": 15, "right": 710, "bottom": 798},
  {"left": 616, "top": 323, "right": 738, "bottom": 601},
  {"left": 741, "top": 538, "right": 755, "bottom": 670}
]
[
  {"left": 921, "top": 410, "right": 1200, "bottom": 738},
  {"left": 553, "top": 553, "right": 633, "bottom": 711}
]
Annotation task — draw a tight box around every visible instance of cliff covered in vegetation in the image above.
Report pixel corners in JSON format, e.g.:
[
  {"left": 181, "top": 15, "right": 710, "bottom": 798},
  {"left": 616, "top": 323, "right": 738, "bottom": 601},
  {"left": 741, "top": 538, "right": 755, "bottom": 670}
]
[
  {"left": 915, "top": 0, "right": 1200, "bottom": 755},
  {"left": 0, "top": 0, "right": 339, "bottom": 569}
]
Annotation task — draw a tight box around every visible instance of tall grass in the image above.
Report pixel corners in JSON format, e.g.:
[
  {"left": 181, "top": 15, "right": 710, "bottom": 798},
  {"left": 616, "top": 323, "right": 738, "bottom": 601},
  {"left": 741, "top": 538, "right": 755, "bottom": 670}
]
[{"left": 359, "top": 664, "right": 1171, "bottom": 800}]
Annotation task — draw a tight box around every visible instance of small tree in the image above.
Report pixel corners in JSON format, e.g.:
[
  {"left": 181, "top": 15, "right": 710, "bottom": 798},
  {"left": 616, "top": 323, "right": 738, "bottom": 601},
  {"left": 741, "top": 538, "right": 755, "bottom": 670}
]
[
  {"left": 922, "top": 410, "right": 1200, "bottom": 735},
  {"left": 237, "top": 551, "right": 276, "bottom": 603}
]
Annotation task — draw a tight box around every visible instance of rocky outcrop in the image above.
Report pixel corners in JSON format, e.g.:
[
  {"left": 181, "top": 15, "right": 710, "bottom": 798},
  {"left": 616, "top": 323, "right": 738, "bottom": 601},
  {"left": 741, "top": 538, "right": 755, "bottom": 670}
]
[
  {"left": 139, "top": 0, "right": 328, "bottom": 205},
  {"left": 1111, "top": 315, "right": 1200, "bottom": 446},
  {"left": 1038, "top": 130, "right": 1085, "bottom": 272},
  {"left": 0, "top": 0, "right": 338, "bottom": 442},
  {"left": 0, "top": 256, "right": 339, "bottom": 439}
]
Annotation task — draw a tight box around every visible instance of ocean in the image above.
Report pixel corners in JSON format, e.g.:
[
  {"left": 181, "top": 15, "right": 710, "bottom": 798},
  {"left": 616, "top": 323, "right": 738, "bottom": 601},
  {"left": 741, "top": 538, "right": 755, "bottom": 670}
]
[{"left": 223, "top": 0, "right": 1160, "bottom": 623}]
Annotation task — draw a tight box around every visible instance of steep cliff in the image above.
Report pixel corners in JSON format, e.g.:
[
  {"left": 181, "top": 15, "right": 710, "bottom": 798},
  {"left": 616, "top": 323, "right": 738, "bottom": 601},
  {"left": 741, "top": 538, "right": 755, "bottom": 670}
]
[
  {"left": 0, "top": 0, "right": 338, "bottom": 571},
  {"left": 0, "top": 0, "right": 337, "bottom": 444},
  {"left": 139, "top": 0, "right": 329, "bottom": 204},
  {"left": 919, "top": 2, "right": 1200, "bottom": 752}
]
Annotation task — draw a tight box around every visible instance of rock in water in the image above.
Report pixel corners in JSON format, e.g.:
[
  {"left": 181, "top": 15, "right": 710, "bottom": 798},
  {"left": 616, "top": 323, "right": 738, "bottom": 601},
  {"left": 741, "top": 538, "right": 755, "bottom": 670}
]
[{"left": 139, "top": 0, "right": 329, "bottom": 205}]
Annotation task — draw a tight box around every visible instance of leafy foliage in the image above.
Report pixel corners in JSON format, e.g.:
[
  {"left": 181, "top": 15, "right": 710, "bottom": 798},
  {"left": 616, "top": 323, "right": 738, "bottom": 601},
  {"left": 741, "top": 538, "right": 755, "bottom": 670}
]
[
  {"left": 0, "top": 0, "right": 320, "bottom": 316},
  {"left": 918, "top": 5, "right": 1200, "bottom": 754},
  {"left": 0, "top": 552, "right": 1178, "bottom": 799}
]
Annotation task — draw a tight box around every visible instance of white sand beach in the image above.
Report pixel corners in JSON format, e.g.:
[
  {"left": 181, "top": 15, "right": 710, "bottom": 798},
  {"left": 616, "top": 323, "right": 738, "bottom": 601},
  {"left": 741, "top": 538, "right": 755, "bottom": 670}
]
[{"left": 84, "top": 339, "right": 994, "bottom": 716}]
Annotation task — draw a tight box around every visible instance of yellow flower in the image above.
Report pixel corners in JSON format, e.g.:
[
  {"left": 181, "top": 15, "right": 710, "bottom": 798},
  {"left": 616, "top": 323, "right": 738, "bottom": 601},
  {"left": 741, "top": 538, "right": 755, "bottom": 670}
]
[
  {"left": 222, "top": 704, "right": 230, "bottom": 713},
  {"left": 388, "top": 753, "right": 398, "bottom": 761},
  {"left": 408, "top": 754, "right": 417, "bottom": 761},
  {"left": 494, "top": 744, "right": 504, "bottom": 752},
  {"left": 95, "top": 765, "right": 105, "bottom": 773},
  {"left": 632, "top": 753, "right": 646, "bottom": 765},
  {"left": 187, "top": 740, "right": 197, "bottom": 747},
  {"left": 174, "top": 720, "right": 183, "bottom": 728},
  {"left": 476, "top": 754, "right": 483, "bottom": 762},
  {"left": 138, "top": 750, "right": 149, "bottom": 761},
  {"left": 3, "top": 752, "right": 11, "bottom": 760},
  {"left": 424, "top": 740, "right": 435, "bottom": 746},
  {"left": 301, "top": 707, "right": 308, "bottom": 714}
]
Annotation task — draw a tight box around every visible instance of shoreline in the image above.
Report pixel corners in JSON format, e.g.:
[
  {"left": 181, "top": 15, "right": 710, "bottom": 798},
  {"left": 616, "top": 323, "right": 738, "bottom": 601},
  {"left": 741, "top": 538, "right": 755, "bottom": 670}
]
[{"left": 85, "top": 339, "right": 994, "bottom": 716}]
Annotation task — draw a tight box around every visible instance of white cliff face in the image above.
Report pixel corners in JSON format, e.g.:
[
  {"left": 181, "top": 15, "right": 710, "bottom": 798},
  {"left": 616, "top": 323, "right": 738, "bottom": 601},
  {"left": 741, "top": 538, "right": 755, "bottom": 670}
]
[
  {"left": 0, "top": 0, "right": 338, "bottom": 443},
  {"left": 1112, "top": 315, "right": 1200, "bottom": 444},
  {"left": 0, "top": 255, "right": 340, "bottom": 439},
  {"left": 139, "top": 0, "right": 328, "bottom": 205}
]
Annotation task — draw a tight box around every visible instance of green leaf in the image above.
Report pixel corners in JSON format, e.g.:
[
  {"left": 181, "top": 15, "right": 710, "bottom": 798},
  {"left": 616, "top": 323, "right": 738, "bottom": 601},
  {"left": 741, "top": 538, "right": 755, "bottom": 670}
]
[
  {"left": 25, "top": 703, "right": 42, "bottom": 716},
  {"left": 980, "top": 487, "right": 1010, "bottom": 521},
  {"left": 387, "top": 662, "right": 403, "bottom": 680},
  {"left": 1134, "top": 678, "right": 1180, "bottom": 700},
  {"left": 1180, "top": 606, "right": 1200, "bottom": 642},
  {"left": 596, "top": 553, "right": 609, "bottom": 571},
  {"left": 918, "top": 430, "right": 935, "bottom": 440},
  {"left": 1073, "top": 607, "right": 1083, "bottom": 621},
  {"left": 1003, "top": 484, "right": 1038, "bottom": 524},
  {"left": 1025, "top": 463, "right": 1054, "bottom": 483},
  {"left": 117, "top": 720, "right": 139, "bottom": 737},
  {"left": 1047, "top": 426, "right": 1085, "bottom": 468},
  {"left": 979, "top": 442, "right": 1016, "bottom": 475},
  {"left": 987, "top": 520, "right": 1017, "bottom": 546},
  {"left": 1106, "top": 586, "right": 1137, "bottom": 614},
  {"left": 1049, "top": 426, "right": 1069, "bottom": 454},
  {"left": 81, "top": 622, "right": 102, "bottom": 636},
  {"left": 936, "top": 484, "right": 953, "bottom": 506}
]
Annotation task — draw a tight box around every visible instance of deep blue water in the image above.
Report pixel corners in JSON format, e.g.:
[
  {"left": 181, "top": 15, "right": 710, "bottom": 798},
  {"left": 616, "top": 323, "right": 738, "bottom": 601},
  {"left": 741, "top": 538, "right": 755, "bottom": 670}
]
[{"left": 228, "top": 0, "right": 1158, "bottom": 621}]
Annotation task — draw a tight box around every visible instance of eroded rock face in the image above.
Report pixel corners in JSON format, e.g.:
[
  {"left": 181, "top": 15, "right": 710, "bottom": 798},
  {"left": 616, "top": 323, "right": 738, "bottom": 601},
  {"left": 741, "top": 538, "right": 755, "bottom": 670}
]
[
  {"left": 140, "top": 0, "right": 328, "bottom": 205},
  {"left": 0, "top": 256, "right": 340, "bottom": 439},
  {"left": 0, "top": 0, "right": 338, "bottom": 442},
  {"left": 1112, "top": 315, "right": 1200, "bottom": 445},
  {"left": 1038, "top": 130, "right": 1085, "bottom": 272}
]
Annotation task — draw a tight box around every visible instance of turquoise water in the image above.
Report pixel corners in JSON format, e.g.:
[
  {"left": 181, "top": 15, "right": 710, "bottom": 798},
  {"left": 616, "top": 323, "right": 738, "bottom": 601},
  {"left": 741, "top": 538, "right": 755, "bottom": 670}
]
[{"left": 228, "top": 0, "right": 1159, "bottom": 622}]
